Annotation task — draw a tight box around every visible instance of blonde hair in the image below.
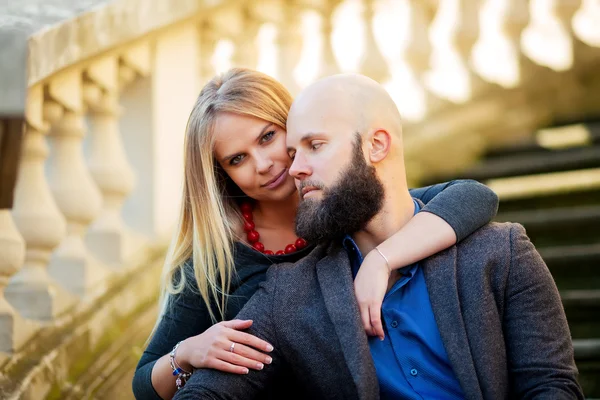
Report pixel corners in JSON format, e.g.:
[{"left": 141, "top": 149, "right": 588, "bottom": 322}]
[{"left": 156, "top": 68, "right": 293, "bottom": 327}]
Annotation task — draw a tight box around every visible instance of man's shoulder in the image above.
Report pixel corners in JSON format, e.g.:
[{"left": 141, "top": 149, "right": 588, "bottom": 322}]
[
  {"left": 451, "top": 221, "right": 529, "bottom": 267},
  {"left": 459, "top": 221, "right": 525, "bottom": 247}
]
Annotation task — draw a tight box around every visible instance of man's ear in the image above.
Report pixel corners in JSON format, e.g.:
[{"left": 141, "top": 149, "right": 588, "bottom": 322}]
[{"left": 368, "top": 129, "right": 392, "bottom": 163}]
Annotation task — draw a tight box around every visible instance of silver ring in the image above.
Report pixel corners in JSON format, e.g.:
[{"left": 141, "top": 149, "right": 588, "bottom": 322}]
[{"left": 229, "top": 342, "right": 235, "bottom": 353}]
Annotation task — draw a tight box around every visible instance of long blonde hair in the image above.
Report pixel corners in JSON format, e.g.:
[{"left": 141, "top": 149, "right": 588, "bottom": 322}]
[{"left": 157, "top": 68, "right": 293, "bottom": 325}]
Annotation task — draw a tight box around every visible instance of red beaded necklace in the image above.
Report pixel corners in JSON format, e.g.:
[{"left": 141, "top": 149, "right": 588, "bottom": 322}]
[{"left": 240, "top": 202, "right": 307, "bottom": 255}]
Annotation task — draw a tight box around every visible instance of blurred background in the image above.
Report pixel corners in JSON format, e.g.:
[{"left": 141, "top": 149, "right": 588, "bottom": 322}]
[{"left": 0, "top": 0, "right": 599, "bottom": 398}]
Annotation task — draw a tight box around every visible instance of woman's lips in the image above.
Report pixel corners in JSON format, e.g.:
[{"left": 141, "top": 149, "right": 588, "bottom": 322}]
[{"left": 263, "top": 169, "right": 288, "bottom": 189}]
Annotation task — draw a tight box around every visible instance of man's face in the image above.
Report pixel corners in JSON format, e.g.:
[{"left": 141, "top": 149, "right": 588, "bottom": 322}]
[
  {"left": 286, "top": 114, "right": 358, "bottom": 202},
  {"left": 288, "top": 131, "right": 384, "bottom": 242}
]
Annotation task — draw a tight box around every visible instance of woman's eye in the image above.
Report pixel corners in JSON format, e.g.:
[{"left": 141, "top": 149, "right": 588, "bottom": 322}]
[
  {"left": 260, "top": 131, "right": 276, "bottom": 144},
  {"left": 230, "top": 155, "right": 244, "bottom": 166},
  {"left": 311, "top": 143, "right": 323, "bottom": 151}
]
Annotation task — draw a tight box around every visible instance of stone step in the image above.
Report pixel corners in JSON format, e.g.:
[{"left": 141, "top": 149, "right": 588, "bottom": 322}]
[
  {"left": 486, "top": 121, "right": 600, "bottom": 159},
  {"left": 573, "top": 339, "right": 600, "bottom": 397},
  {"left": 487, "top": 168, "right": 600, "bottom": 202},
  {"left": 455, "top": 145, "right": 600, "bottom": 181},
  {"left": 496, "top": 205, "right": 600, "bottom": 247},
  {"left": 498, "top": 188, "right": 600, "bottom": 213},
  {"left": 541, "top": 244, "right": 600, "bottom": 291},
  {"left": 574, "top": 338, "right": 600, "bottom": 361},
  {"left": 562, "top": 290, "right": 600, "bottom": 339}
]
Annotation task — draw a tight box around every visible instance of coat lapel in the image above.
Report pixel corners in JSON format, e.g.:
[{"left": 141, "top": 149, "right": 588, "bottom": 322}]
[
  {"left": 315, "top": 242, "right": 379, "bottom": 400},
  {"left": 422, "top": 246, "right": 483, "bottom": 400}
]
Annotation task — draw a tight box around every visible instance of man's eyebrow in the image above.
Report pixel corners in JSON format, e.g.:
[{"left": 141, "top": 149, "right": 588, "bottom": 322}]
[
  {"left": 287, "top": 133, "right": 324, "bottom": 151},
  {"left": 221, "top": 123, "right": 275, "bottom": 163},
  {"left": 299, "top": 133, "right": 323, "bottom": 143}
]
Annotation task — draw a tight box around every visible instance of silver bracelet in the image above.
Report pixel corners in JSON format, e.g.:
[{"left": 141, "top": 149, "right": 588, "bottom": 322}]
[
  {"left": 170, "top": 341, "right": 193, "bottom": 390},
  {"left": 374, "top": 247, "right": 390, "bottom": 271}
]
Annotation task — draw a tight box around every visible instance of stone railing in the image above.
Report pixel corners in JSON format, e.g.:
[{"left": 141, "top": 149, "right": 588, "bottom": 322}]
[{"left": 1, "top": 0, "right": 600, "bottom": 397}]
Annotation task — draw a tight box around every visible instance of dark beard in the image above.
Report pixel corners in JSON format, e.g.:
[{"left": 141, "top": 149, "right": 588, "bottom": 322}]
[{"left": 295, "top": 135, "right": 385, "bottom": 243}]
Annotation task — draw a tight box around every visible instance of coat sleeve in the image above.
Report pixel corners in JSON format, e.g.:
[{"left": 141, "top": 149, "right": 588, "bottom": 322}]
[
  {"left": 504, "top": 224, "right": 584, "bottom": 399},
  {"left": 173, "top": 265, "right": 285, "bottom": 400},
  {"left": 409, "top": 179, "right": 499, "bottom": 241}
]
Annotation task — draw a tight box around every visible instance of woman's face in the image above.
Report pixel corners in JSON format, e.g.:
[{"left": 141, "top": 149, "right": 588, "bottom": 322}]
[{"left": 213, "top": 111, "right": 297, "bottom": 203}]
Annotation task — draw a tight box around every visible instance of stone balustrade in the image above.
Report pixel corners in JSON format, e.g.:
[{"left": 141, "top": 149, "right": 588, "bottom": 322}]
[{"left": 1, "top": 0, "right": 600, "bottom": 397}]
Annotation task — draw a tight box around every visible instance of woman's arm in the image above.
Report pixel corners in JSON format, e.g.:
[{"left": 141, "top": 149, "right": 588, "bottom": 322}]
[
  {"left": 379, "top": 179, "right": 499, "bottom": 267},
  {"left": 133, "top": 278, "right": 214, "bottom": 400},
  {"left": 133, "top": 264, "right": 272, "bottom": 400},
  {"left": 354, "top": 179, "right": 498, "bottom": 339}
]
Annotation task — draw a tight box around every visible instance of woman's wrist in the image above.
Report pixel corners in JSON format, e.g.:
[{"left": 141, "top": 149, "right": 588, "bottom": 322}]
[
  {"left": 365, "top": 248, "right": 392, "bottom": 275},
  {"left": 373, "top": 247, "right": 391, "bottom": 274},
  {"left": 174, "top": 338, "right": 194, "bottom": 371}
]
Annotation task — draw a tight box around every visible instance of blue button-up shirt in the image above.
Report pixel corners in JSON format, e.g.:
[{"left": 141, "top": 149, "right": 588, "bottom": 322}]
[{"left": 342, "top": 199, "right": 464, "bottom": 400}]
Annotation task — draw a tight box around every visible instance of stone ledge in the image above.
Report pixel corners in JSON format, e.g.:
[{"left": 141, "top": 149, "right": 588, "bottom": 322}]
[
  {"left": 0, "top": 0, "right": 228, "bottom": 117},
  {"left": 0, "top": 243, "right": 166, "bottom": 400}
]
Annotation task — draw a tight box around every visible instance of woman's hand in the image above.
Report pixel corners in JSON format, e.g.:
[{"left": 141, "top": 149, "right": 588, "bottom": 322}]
[
  {"left": 354, "top": 250, "right": 391, "bottom": 341},
  {"left": 177, "top": 319, "right": 274, "bottom": 374}
]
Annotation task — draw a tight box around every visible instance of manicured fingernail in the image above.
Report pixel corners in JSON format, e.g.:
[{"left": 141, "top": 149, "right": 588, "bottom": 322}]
[
  {"left": 265, "top": 356, "right": 272, "bottom": 364},
  {"left": 266, "top": 344, "right": 274, "bottom": 352},
  {"left": 243, "top": 368, "right": 249, "bottom": 374},
  {"left": 256, "top": 363, "right": 264, "bottom": 370}
]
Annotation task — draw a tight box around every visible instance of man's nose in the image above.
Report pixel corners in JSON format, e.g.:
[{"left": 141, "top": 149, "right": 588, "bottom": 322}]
[{"left": 289, "top": 151, "right": 311, "bottom": 180}]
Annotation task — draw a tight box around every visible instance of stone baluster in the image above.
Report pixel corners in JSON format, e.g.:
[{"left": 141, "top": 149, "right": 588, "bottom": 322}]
[
  {"left": 45, "top": 71, "right": 106, "bottom": 298},
  {"left": 400, "top": 1, "right": 448, "bottom": 117},
  {"left": 453, "top": 0, "right": 492, "bottom": 99},
  {"left": 232, "top": 6, "right": 262, "bottom": 69},
  {"left": 552, "top": 0, "right": 583, "bottom": 33},
  {"left": 118, "top": 63, "right": 138, "bottom": 92},
  {"left": 427, "top": 0, "right": 488, "bottom": 102},
  {"left": 550, "top": 1, "right": 592, "bottom": 120},
  {"left": 83, "top": 62, "right": 136, "bottom": 267},
  {"left": 317, "top": 0, "right": 343, "bottom": 78},
  {"left": 0, "top": 117, "right": 28, "bottom": 354},
  {"left": 0, "top": 209, "right": 26, "bottom": 354},
  {"left": 470, "top": 0, "right": 527, "bottom": 87},
  {"left": 199, "top": 20, "right": 219, "bottom": 84},
  {"left": 522, "top": 0, "right": 581, "bottom": 71},
  {"left": 573, "top": 0, "right": 600, "bottom": 48},
  {"left": 502, "top": 0, "right": 537, "bottom": 84},
  {"left": 404, "top": 1, "right": 435, "bottom": 74},
  {"left": 453, "top": 0, "right": 481, "bottom": 62},
  {"left": 276, "top": 2, "right": 304, "bottom": 95},
  {"left": 552, "top": 0, "right": 588, "bottom": 65},
  {"left": 120, "top": 42, "right": 151, "bottom": 90},
  {"left": 5, "top": 87, "right": 74, "bottom": 321},
  {"left": 497, "top": 0, "right": 557, "bottom": 135},
  {"left": 358, "top": 0, "right": 390, "bottom": 82}
]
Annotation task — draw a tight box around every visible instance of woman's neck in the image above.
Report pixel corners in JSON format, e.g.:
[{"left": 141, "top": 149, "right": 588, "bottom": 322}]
[{"left": 253, "top": 194, "right": 299, "bottom": 232}]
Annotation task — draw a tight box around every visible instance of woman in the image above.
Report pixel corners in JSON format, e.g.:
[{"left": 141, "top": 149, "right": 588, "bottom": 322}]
[{"left": 133, "top": 68, "right": 498, "bottom": 399}]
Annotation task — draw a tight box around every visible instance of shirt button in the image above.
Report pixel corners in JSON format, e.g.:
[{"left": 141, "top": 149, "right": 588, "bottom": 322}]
[
  {"left": 410, "top": 369, "right": 418, "bottom": 376},
  {"left": 390, "top": 320, "right": 398, "bottom": 328}
]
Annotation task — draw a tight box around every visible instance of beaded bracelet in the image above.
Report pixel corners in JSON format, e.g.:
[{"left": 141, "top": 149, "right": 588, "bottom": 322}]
[{"left": 170, "top": 341, "right": 193, "bottom": 390}]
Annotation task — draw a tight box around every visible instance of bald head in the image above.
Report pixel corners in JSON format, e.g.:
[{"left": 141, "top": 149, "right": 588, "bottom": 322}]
[
  {"left": 287, "top": 73, "right": 403, "bottom": 145},
  {"left": 288, "top": 74, "right": 411, "bottom": 245}
]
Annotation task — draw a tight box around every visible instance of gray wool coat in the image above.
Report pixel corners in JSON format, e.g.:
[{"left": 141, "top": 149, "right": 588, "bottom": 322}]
[{"left": 174, "top": 222, "right": 583, "bottom": 400}]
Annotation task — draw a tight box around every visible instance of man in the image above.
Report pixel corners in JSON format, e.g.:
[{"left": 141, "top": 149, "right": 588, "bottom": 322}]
[{"left": 174, "top": 74, "right": 583, "bottom": 399}]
